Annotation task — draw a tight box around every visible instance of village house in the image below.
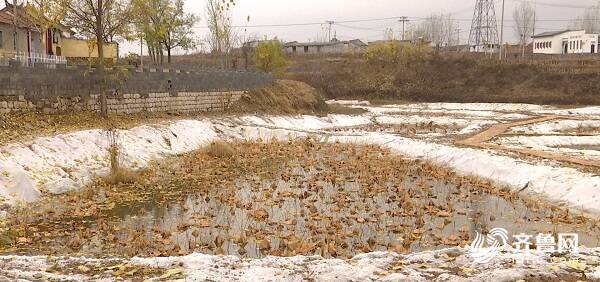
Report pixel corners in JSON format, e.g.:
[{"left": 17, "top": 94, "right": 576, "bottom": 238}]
[
  {"left": 532, "top": 30, "right": 599, "bottom": 55},
  {"left": 284, "top": 38, "right": 367, "bottom": 55},
  {"left": 0, "top": 2, "right": 118, "bottom": 66},
  {"left": 0, "top": 5, "right": 43, "bottom": 58}
]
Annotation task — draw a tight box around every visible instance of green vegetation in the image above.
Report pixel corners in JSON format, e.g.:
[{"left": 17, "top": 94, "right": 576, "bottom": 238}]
[{"left": 255, "top": 40, "right": 288, "bottom": 77}]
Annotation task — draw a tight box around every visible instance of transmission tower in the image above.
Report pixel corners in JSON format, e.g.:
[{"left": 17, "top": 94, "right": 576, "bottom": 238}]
[{"left": 468, "top": 0, "right": 500, "bottom": 53}]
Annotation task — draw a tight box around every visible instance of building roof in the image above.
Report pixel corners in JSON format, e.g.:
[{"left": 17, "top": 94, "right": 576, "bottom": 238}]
[
  {"left": 0, "top": 3, "right": 74, "bottom": 33},
  {"left": 0, "top": 10, "right": 38, "bottom": 29},
  {"left": 531, "top": 30, "right": 587, "bottom": 38},
  {"left": 285, "top": 38, "right": 367, "bottom": 48}
]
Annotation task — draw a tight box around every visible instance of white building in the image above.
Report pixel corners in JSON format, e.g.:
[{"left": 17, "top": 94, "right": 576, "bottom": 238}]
[
  {"left": 532, "top": 30, "right": 599, "bottom": 55},
  {"left": 284, "top": 39, "right": 367, "bottom": 55}
]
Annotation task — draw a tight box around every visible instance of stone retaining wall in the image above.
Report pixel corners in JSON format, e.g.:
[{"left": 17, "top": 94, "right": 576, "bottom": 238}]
[{"left": 0, "top": 91, "right": 244, "bottom": 114}]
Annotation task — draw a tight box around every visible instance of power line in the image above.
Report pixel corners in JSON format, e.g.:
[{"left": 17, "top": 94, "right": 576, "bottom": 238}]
[
  {"left": 334, "top": 23, "right": 387, "bottom": 32},
  {"left": 192, "top": 16, "right": 401, "bottom": 29},
  {"left": 509, "top": 0, "right": 593, "bottom": 9}
]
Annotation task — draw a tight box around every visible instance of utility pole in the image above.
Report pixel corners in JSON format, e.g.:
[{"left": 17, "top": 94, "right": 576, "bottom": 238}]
[
  {"left": 399, "top": 16, "right": 410, "bottom": 41},
  {"left": 325, "top": 20, "right": 334, "bottom": 41},
  {"left": 12, "top": 0, "right": 18, "bottom": 53},
  {"left": 499, "top": 0, "right": 505, "bottom": 60},
  {"left": 532, "top": 0, "right": 537, "bottom": 39},
  {"left": 456, "top": 28, "right": 461, "bottom": 52},
  {"left": 140, "top": 34, "right": 144, "bottom": 68}
]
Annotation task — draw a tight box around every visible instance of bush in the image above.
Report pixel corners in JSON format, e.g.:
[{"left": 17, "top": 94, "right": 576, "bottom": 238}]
[
  {"left": 255, "top": 40, "right": 288, "bottom": 77},
  {"left": 204, "top": 141, "right": 235, "bottom": 158},
  {"left": 365, "top": 42, "right": 432, "bottom": 66}
]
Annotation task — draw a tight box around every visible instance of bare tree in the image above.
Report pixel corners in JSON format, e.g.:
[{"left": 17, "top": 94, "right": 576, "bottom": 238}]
[
  {"left": 205, "top": 0, "right": 234, "bottom": 53},
  {"left": 513, "top": 1, "right": 535, "bottom": 57},
  {"left": 412, "top": 13, "right": 457, "bottom": 47},
  {"left": 570, "top": 4, "right": 600, "bottom": 33},
  {"left": 205, "top": 0, "right": 238, "bottom": 68}
]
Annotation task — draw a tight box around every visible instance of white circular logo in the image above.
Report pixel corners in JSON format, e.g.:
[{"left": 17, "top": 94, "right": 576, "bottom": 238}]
[{"left": 469, "top": 227, "right": 509, "bottom": 263}]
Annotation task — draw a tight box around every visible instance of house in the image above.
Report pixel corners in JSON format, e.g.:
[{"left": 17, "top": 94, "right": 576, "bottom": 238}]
[
  {"left": 532, "top": 30, "right": 599, "bottom": 55},
  {"left": 0, "top": 5, "right": 43, "bottom": 59},
  {"left": 0, "top": 2, "right": 118, "bottom": 66},
  {"left": 243, "top": 39, "right": 281, "bottom": 49},
  {"left": 284, "top": 38, "right": 367, "bottom": 55}
]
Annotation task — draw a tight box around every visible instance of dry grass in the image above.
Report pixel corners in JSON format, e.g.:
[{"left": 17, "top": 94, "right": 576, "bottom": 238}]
[
  {"left": 105, "top": 168, "right": 141, "bottom": 185},
  {"left": 204, "top": 141, "right": 236, "bottom": 158},
  {"left": 231, "top": 80, "right": 329, "bottom": 114},
  {"left": 288, "top": 54, "right": 600, "bottom": 105}
]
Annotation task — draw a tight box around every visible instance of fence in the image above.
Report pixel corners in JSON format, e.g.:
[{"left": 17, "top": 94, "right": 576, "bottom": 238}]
[{"left": 1, "top": 51, "right": 67, "bottom": 67}]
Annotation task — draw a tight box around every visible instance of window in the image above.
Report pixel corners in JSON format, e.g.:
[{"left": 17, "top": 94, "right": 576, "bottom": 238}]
[
  {"left": 304, "top": 46, "right": 309, "bottom": 53},
  {"left": 580, "top": 40, "right": 583, "bottom": 49},
  {"left": 549, "top": 42, "right": 552, "bottom": 48},
  {"left": 0, "top": 31, "right": 3, "bottom": 49},
  {"left": 292, "top": 46, "right": 297, "bottom": 52}
]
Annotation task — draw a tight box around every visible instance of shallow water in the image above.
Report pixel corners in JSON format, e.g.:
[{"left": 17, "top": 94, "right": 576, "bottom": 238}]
[{"left": 5, "top": 143, "right": 600, "bottom": 259}]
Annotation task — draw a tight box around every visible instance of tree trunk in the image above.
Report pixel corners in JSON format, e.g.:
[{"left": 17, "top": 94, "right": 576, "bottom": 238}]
[
  {"left": 96, "top": 0, "right": 108, "bottom": 119},
  {"left": 167, "top": 46, "right": 171, "bottom": 64}
]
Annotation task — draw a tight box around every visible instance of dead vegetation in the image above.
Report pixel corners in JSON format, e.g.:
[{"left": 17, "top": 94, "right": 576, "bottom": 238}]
[
  {"left": 104, "top": 127, "right": 141, "bottom": 185},
  {"left": 288, "top": 53, "right": 600, "bottom": 105},
  {"left": 231, "top": 79, "right": 329, "bottom": 115},
  {"left": 204, "top": 140, "right": 236, "bottom": 158}
]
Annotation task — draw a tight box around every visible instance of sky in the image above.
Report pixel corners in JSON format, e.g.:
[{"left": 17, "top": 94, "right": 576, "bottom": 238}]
[
  {"left": 2, "top": 0, "right": 598, "bottom": 55},
  {"left": 133, "top": 0, "right": 597, "bottom": 56}
]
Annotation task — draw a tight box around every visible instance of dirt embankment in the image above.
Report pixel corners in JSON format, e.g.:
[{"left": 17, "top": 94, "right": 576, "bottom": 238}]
[
  {"left": 230, "top": 79, "right": 329, "bottom": 114},
  {"left": 288, "top": 55, "right": 600, "bottom": 105}
]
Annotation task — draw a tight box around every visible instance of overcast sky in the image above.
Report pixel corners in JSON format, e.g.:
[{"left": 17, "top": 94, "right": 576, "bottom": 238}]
[
  {"left": 3, "top": 0, "right": 597, "bottom": 55},
  {"left": 135, "top": 0, "right": 595, "bottom": 55}
]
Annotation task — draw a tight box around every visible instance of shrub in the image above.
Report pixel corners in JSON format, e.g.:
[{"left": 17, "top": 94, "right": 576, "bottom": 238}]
[
  {"left": 255, "top": 40, "right": 288, "bottom": 78},
  {"left": 365, "top": 41, "right": 432, "bottom": 66}
]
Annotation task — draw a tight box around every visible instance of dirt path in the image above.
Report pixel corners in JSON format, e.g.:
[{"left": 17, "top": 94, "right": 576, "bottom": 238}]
[{"left": 456, "top": 115, "right": 600, "bottom": 168}]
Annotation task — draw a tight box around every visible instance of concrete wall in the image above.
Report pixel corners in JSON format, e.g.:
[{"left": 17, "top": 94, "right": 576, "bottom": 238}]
[
  {"left": 62, "top": 38, "right": 118, "bottom": 59},
  {"left": 0, "top": 64, "right": 272, "bottom": 114},
  {"left": 0, "top": 91, "right": 244, "bottom": 114}
]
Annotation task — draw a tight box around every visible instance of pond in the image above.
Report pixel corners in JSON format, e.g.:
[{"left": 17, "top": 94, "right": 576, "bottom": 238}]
[{"left": 2, "top": 141, "right": 599, "bottom": 259}]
